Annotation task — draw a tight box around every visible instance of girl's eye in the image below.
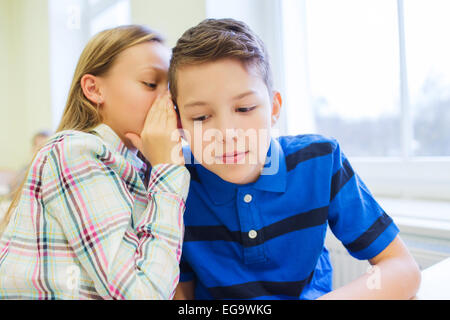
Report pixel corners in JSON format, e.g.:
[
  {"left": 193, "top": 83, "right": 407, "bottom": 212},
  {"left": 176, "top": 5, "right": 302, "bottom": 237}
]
[
  {"left": 192, "top": 115, "right": 210, "bottom": 122},
  {"left": 237, "top": 106, "right": 257, "bottom": 113},
  {"left": 143, "top": 82, "right": 157, "bottom": 89}
]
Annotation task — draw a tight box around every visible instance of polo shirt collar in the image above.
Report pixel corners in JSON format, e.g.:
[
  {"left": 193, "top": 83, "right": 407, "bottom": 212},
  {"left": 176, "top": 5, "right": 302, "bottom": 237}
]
[
  {"left": 191, "top": 138, "right": 287, "bottom": 205},
  {"left": 253, "top": 138, "right": 287, "bottom": 193},
  {"left": 91, "top": 123, "right": 147, "bottom": 175}
]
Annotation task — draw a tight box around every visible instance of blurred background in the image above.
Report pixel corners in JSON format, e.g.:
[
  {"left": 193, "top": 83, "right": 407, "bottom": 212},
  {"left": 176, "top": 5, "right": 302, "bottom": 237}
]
[{"left": 0, "top": 0, "right": 449, "bottom": 289}]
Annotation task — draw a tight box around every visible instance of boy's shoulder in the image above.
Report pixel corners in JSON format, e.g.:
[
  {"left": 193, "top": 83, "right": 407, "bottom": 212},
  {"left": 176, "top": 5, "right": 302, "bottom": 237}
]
[{"left": 276, "top": 133, "right": 339, "bottom": 156}]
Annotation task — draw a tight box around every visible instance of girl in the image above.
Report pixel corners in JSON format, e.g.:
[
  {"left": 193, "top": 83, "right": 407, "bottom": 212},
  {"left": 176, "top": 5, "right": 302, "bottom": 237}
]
[{"left": 0, "top": 25, "right": 189, "bottom": 299}]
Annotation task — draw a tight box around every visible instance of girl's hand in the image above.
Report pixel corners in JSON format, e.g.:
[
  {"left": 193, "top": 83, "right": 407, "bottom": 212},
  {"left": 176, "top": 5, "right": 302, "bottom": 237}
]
[{"left": 125, "top": 91, "right": 184, "bottom": 166}]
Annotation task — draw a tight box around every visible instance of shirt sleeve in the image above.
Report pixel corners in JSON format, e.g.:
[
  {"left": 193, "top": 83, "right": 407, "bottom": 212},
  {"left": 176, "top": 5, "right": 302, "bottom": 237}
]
[
  {"left": 41, "top": 135, "right": 190, "bottom": 299},
  {"left": 327, "top": 139, "right": 399, "bottom": 260}
]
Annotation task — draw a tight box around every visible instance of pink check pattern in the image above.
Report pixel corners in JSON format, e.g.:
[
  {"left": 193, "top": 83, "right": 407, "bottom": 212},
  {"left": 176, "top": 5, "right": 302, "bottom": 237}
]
[{"left": 0, "top": 124, "right": 190, "bottom": 299}]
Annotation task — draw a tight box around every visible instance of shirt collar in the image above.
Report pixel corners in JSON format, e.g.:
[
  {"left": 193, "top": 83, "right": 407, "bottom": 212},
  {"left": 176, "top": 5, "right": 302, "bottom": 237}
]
[
  {"left": 188, "top": 138, "right": 287, "bottom": 205},
  {"left": 253, "top": 138, "right": 287, "bottom": 193},
  {"left": 90, "top": 123, "right": 147, "bottom": 175}
]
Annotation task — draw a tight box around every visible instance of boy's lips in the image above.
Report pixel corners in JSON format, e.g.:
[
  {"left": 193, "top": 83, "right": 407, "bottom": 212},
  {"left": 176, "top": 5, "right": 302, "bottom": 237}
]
[{"left": 217, "top": 151, "right": 249, "bottom": 164}]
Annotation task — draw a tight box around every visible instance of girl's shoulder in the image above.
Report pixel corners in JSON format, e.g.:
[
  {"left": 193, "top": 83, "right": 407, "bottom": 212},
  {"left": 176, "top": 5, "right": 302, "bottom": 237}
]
[
  {"left": 36, "top": 129, "right": 107, "bottom": 167},
  {"left": 47, "top": 129, "right": 104, "bottom": 151}
]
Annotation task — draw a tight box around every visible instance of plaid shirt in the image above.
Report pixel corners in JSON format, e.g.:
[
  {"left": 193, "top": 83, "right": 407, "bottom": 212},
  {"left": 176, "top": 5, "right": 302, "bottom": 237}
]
[{"left": 0, "top": 124, "right": 190, "bottom": 299}]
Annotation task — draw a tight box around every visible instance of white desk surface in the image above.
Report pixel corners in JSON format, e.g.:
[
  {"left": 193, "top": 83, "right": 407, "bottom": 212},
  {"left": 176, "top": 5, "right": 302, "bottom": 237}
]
[{"left": 416, "top": 257, "right": 450, "bottom": 300}]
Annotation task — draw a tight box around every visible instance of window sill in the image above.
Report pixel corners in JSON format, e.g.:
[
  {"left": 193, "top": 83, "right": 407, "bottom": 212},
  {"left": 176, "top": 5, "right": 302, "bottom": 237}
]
[
  {"left": 377, "top": 196, "right": 450, "bottom": 241},
  {"left": 351, "top": 159, "right": 450, "bottom": 201}
]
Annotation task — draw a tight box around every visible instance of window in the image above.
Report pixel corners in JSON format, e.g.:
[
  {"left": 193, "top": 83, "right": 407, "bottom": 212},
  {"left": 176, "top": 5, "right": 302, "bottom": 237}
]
[
  {"left": 404, "top": 0, "right": 450, "bottom": 157},
  {"left": 49, "top": 0, "right": 131, "bottom": 129},
  {"left": 89, "top": 0, "right": 131, "bottom": 36},
  {"left": 306, "top": 0, "right": 400, "bottom": 157},
  {"left": 281, "top": 0, "right": 450, "bottom": 201}
]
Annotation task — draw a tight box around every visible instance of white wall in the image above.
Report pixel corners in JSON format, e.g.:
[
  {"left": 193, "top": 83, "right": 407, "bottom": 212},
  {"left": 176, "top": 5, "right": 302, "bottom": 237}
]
[
  {"left": 0, "top": 0, "right": 14, "bottom": 169},
  {"left": 0, "top": 0, "right": 52, "bottom": 170},
  {"left": 130, "top": 0, "right": 207, "bottom": 48}
]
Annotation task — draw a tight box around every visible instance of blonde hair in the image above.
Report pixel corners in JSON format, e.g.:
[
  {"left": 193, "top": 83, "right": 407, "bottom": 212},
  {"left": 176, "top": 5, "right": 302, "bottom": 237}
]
[{"left": 0, "top": 25, "right": 163, "bottom": 235}]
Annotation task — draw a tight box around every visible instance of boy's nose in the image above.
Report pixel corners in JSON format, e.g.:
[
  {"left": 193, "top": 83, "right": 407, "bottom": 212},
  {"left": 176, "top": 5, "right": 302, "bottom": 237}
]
[
  {"left": 216, "top": 122, "right": 239, "bottom": 143},
  {"left": 224, "top": 128, "right": 239, "bottom": 142}
]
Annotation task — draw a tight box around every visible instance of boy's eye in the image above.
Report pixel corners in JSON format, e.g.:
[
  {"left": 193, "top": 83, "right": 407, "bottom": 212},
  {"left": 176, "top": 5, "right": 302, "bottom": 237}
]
[
  {"left": 192, "top": 115, "right": 210, "bottom": 122},
  {"left": 143, "top": 82, "right": 157, "bottom": 89},
  {"left": 236, "top": 106, "right": 257, "bottom": 113}
]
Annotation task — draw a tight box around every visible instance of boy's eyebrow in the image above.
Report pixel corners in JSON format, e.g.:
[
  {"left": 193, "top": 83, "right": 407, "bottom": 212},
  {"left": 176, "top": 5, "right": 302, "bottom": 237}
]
[
  {"left": 232, "top": 90, "right": 257, "bottom": 100},
  {"left": 183, "top": 90, "right": 257, "bottom": 109},
  {"left": 183, "top": 101, "right": 209, "bottom": 108}
]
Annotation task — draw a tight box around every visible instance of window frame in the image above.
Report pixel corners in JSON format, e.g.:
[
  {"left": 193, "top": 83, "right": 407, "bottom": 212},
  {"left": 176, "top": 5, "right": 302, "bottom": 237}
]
[{"left": 280, "top": 0, "right": 450, "bottom": 201}]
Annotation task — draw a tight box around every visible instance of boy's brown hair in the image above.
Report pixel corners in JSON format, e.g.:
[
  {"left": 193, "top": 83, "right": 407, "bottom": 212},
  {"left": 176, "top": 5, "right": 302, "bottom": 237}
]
[{"left": 168, "top": 18, "right": 273, "bottom": 105}]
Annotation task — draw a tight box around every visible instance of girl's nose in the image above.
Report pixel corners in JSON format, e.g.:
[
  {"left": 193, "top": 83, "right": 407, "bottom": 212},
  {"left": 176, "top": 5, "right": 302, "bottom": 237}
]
[{"left": 158, "top": 83, "right": 169, "bottom": 96}]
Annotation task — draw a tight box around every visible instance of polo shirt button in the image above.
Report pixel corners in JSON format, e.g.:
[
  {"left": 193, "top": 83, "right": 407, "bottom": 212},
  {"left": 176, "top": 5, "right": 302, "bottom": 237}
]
[
  {"left": 243, "top": 194, "right": 253, "bottom": 203},
  {"left": 248, "top": 230, "right": 258, "bottom": 239}
]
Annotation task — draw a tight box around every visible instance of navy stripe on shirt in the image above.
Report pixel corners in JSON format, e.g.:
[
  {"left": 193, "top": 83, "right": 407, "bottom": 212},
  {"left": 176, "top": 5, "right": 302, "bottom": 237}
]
[
  {"left": 285, "top": 142, "right": 333, "bottom": 172},
  {"left": 179, "top": 259, "right": 194, "bottom": 274},
  {"left": 330, "top": 158, "right": 355, "bottom": 202},
  {"left": 186, "top": 164, "right": 200, "bottom": 182},
  {"left": 208, "top": 271, "right": 315, "bottom": 299},
  {"left": 184, "top": 206, "right": 329, "bottom": 247},
  {"left": 344, "top": 212, "right": 393, "bottom": 253}
]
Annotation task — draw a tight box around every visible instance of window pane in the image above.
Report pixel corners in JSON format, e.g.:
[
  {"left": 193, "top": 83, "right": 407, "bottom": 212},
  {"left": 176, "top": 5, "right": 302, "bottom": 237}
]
[
  {"left": 404, "top": 0, "right": 450, "bottom": 156},
  {"left": 90, "top": 0, "right": 130, "bottom": 36},
  {"left": 305, "top": 0, "right": 401, "bottom": 156},
  {"left": 88, "top": 0, "right": 102, "bottom": 6}
]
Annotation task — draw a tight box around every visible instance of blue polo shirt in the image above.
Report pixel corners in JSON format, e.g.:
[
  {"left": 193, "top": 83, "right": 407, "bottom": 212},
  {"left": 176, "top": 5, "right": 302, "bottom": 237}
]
[{"left": 180, "top": 134, "right": 399, "bottom": 300}]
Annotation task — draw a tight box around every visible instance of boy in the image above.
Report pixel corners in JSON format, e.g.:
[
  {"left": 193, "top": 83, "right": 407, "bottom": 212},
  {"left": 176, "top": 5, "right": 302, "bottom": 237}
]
[{"left": 169, "top": 18, "right": 420, "bottom": 299}]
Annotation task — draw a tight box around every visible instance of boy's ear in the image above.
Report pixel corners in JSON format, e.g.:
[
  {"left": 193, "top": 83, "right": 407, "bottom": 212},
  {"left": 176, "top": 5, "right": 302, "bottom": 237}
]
[
  {"left": 80, "top": 74, "right": 103, "bottom": 105},
  {"left": 271, "top": 91, "right": 282, "bottom": 126}
]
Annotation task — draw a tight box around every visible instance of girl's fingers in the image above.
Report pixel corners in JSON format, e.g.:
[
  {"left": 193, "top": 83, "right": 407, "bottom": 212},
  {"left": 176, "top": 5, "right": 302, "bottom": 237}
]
[
  {"left": 143, "top": 92, "right": 165, "bottom": 129},
  {"left": 150, "top": 92, "right": 171, "bottom": 124},
  {"left": 153, "top": 92, "right": 176, "bottom": 131},
  {"left": 159, "top": 94, "right": 170, "bottom": 127},
  {"left": 134, "top": 90, "right": 184, "bottom": 165},
  {"left": 163, "top": 94, "right": 178, "bottom": 128}
]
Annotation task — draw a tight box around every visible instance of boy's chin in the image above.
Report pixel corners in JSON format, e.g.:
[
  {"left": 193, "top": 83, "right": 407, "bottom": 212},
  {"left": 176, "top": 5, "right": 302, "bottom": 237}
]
[{"left": 210, "top": 163, "right": 263, "bottom": 185}]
